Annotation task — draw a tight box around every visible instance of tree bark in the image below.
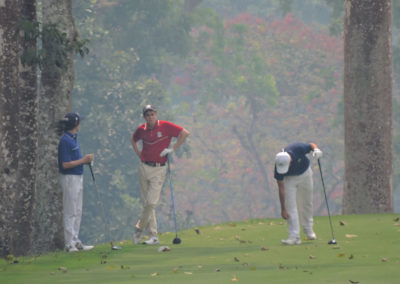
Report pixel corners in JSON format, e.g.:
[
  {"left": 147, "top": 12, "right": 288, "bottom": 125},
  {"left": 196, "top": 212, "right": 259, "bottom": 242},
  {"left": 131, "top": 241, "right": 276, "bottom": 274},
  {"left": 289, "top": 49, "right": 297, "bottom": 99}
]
[
  {"left": 0, "top": 0, "right": 37, "bottom": 257},
  {"left": 343, "top": 0, "right": 393, "bottom": 213},
  {"left": 31, "top": 0, "right": 78, "bottom": 253}
]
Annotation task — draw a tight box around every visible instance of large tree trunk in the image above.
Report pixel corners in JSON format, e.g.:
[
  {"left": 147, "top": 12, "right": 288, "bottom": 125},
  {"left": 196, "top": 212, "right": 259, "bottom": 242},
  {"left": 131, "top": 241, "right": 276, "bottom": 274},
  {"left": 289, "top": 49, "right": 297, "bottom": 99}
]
[
  {"left": 343, "top": 0, "right": 393, "bottom": 213},
  {"left": 0, "top": 0, "right": 38, "bottom": 257},
  {"left": 31, "top": 0, "right": 78, "bottom": 253}
]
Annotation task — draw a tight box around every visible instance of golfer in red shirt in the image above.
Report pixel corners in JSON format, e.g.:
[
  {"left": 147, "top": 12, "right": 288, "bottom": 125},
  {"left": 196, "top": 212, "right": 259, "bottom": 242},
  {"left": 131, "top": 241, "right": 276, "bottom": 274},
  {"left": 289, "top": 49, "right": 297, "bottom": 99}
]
[{"left": 131, "top": 105, "right": 190, "bottom": 245}]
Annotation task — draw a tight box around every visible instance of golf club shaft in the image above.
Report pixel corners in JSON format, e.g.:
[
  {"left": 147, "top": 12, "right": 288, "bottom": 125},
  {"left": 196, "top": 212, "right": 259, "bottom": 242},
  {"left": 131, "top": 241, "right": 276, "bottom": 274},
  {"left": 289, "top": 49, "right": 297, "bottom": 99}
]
[
  {"left": 167, "top": 157, "right": 179, "bottom": 238},
  {"left": 317, "top": 159, "right": 336, "bottom": 240},
  {"left": 88, "top": 163, "right": 111, "bottom": 244}
]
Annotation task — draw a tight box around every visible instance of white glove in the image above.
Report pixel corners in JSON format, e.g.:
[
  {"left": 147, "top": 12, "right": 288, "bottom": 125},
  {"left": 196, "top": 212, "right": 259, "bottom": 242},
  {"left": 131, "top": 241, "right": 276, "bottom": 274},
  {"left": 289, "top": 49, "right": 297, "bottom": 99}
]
[
  {"left": 312, "top": 148, "right": 323, "bottom": 159},
  {"left": 160, "top": 147, "right": 174, "bottom": 157}
]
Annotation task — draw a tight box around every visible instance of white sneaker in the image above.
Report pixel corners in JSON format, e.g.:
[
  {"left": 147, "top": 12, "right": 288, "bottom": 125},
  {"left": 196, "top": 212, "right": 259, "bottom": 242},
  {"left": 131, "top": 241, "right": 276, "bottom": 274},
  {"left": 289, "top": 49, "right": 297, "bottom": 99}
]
[
  {"left": 133, "top": 230, "right": 143, "bottom": 244},
  {"left": 75, "top": 243, "right": 94, "bottom": 251},
  {"left": 306, "top": 232, "right": 317, "bottom": 240},
  {"left": 281, "top": 238, "right": 301, "bottom": 245},
  {"left": 143, "top": 236, "right": 159, "bottom": 245},
  {"left": 66, "top": 245, "right": 79, "bottom": 253}
]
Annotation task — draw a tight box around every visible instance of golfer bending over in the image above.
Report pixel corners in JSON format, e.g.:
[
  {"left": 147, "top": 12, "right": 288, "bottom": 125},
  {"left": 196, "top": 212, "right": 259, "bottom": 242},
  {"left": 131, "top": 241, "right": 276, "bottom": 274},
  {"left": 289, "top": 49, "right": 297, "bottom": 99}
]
[
  {"left": 131, "top": 105, "right": 190, "bottom": 245},
  {"left": 58, "top": 112, "right": 94, "bottom": 252},
  {"left": 274, "top": 142, "right": 323, "bottom": 245}
]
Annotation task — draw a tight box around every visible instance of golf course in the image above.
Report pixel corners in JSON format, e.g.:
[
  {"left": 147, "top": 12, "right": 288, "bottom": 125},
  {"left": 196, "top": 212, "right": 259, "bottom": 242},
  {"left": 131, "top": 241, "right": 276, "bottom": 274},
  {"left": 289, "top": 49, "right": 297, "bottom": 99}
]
[{"left": 1, "top": 213, "right": 399, "bottom": 284}]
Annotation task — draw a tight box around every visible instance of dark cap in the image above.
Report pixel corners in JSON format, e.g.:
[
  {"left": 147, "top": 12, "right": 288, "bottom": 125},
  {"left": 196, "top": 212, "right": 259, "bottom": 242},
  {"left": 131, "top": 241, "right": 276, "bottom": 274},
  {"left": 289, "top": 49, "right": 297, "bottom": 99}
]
[
  {"left": 142, "top": 105, "right": 157, "bottom": 115},
  {"left": 63, "top": 112, "right": 82, "bottom": 130}
]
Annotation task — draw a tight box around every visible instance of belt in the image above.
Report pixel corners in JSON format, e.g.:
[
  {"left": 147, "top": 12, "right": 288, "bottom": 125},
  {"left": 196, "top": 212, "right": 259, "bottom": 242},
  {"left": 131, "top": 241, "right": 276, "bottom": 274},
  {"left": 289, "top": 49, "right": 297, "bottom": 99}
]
[{"left": 144, "top": 161, "right": 166, "bottom": 167}]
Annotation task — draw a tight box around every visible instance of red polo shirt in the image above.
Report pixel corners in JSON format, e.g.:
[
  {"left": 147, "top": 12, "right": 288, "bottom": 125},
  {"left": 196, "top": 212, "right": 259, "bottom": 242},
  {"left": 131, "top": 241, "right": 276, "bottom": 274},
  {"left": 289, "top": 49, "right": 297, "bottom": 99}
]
[{"left": 133, "top": 120, "right": 183, "bottom": 163}]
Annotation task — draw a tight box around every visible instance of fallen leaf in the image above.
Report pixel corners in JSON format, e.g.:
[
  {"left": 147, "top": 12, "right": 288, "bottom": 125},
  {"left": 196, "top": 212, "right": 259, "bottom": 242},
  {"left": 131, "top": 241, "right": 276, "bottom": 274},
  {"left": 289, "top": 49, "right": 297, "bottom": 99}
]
[
  {"left": 261, "top": 247, "right": 269, "bottom": 251},
  {"left": 173, "top": 268, "right": 179, "bottom": 273},
  {"left": 151, "top": 272, "right": 159, "bottom": 277},
  {"left": 242, "top": 262, "right": 249, "bottom": 266},
  {"left": 58, "top": 267, "right": 67, "bottom": 273},
  {"left": 232, "top": 275, "right": 239, "bottom": 281},
  {"left": 258, "top": 222, "right": 264, "bottom": 225},
  {"left": 349, "top": 280, "right": 359, "bottom": 284},
  {"left": 345, "top": 234, "right": 358, "bottom": 238},
  {"left": 381, "top": 258, "right": 388, "bottom": 262},
  {"left": 214, "top": 226, "right": 221, "bottom": 231},
  {"left": 309, "top": 255, "right": 316, "bottom": 259},
  {"left": 184, "top": 272, "right": 193, "bottom": 275},
  {"left": 337, "top": 253, "right": 345, "bottom": 257}
]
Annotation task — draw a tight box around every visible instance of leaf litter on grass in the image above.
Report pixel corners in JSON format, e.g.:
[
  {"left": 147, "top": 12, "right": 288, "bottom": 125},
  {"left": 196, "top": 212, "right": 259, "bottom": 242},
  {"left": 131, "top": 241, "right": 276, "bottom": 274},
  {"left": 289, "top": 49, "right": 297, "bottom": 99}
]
[{"left": 2, "top": 214, "right": 400, "bottom": 284}]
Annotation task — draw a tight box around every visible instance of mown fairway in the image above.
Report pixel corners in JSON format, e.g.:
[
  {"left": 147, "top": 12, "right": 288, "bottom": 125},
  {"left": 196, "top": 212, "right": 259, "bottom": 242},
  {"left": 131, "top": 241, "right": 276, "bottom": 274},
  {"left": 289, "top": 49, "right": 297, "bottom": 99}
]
[{"left": 1, "top": 214, "right": 399, "bottom": 284}]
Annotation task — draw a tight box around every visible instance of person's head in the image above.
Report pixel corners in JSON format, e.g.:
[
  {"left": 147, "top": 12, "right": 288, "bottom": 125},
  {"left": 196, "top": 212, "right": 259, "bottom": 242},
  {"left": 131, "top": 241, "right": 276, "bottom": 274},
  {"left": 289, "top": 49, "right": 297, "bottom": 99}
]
[
  {"left": 142, "top": 105, "right": 158, "bottom": 127},
  {"left": 57, "top": 112, "right": 81, "bottom": 135},
  {"left": 275, "top": 151, "right": 291, "bottom": 174}
]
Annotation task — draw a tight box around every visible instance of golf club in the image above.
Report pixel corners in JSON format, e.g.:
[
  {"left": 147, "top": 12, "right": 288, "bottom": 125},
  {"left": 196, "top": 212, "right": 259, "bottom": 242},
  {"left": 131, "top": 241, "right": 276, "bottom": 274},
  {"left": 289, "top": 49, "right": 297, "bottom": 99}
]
[
  {"left": 317, "top": 159, "right": 337, "bottom": 245},
  {"left": 88, "top": 163, "right": 121, "bottom": 250},
  {"left": 167, "top": 157, "right": 181, "bottom": 245}
]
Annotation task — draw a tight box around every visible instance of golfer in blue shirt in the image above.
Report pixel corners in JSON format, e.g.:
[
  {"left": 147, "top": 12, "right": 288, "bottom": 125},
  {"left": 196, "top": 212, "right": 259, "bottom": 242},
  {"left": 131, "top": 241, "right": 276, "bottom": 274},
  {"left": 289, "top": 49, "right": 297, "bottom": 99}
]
[
  {"left": 58, "top": 112, "right": 94, "bottom": 252},
  {"left": 274, "top": 142, "right": 323, "bottom": 245}
]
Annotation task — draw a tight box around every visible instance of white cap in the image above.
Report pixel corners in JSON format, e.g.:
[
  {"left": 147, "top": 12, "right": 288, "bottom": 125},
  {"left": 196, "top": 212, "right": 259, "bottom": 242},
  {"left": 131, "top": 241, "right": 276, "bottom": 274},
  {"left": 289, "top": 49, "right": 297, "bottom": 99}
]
[{"left": 275, "top": 152, "right": 291, "bottom": 174}]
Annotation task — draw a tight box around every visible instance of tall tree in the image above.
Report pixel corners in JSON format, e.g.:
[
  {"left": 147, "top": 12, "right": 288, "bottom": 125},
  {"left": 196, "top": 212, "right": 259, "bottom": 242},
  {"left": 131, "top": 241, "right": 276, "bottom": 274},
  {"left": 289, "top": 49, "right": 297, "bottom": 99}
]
[
  {"left": 343, "top": 0, "right": 392, "bottom": 213},
  {"left": 0, "top": 0, "right": 38, "bottom": 257},
  {"left": 31, "top": 0, "right": 79, "bottom": 253}
]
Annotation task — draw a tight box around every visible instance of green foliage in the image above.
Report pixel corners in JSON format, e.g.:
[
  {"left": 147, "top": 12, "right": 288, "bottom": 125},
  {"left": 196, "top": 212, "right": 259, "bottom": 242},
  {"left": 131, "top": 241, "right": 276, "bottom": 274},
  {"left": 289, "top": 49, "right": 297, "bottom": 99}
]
[
  {"left": 17, "top": 19, "right": 89, "bottom": 69},
  {"left": 1, "top": 214, "right": 400, "bottom": 284}
]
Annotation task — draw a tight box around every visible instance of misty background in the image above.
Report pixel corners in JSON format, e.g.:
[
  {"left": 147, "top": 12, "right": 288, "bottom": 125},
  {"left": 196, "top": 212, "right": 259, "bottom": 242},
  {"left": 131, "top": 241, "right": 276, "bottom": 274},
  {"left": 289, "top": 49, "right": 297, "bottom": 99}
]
[{"left": 67, "top": 0, "right": 400, "bottom": 245}]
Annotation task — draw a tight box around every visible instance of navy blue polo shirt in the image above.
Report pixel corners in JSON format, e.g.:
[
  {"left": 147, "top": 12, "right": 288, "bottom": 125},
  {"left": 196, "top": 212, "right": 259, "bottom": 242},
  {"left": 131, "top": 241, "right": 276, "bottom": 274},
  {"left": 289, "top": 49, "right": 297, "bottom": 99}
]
[
  {"left": 58, "top": 132, "right": 83, "bottom": 175},
  {"left": 274, "top": 142, "right": 313, "bottom": 181}
]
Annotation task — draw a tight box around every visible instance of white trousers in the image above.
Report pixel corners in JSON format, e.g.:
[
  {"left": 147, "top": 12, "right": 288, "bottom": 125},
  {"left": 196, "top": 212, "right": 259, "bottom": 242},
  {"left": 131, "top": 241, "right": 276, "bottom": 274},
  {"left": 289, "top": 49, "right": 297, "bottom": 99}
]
[
  {"left": 137, "top": 163, "right": 167, "bottom": 237},
  {"left": 60, "top": 174, "right": 83, "bottom": 248},
  {"left": 283, "top": 166, "right": 314, "bottom": 239}
]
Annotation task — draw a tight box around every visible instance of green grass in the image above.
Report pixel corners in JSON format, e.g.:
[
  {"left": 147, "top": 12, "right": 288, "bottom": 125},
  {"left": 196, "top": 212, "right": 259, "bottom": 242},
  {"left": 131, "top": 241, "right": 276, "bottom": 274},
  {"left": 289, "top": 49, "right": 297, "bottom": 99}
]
[{"left": 1, "top": 214, "right": 400, "bottom": 284}]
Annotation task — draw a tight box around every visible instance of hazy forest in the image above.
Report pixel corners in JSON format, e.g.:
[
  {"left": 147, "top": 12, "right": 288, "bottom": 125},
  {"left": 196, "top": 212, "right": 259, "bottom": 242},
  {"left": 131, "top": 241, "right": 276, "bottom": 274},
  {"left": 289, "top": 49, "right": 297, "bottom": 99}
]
[
  {"left": 71, "top": 0, "right": 400, "bottom": 244},
  {"left": 1, "top": 0, "right": 399, "bottom": 255}
]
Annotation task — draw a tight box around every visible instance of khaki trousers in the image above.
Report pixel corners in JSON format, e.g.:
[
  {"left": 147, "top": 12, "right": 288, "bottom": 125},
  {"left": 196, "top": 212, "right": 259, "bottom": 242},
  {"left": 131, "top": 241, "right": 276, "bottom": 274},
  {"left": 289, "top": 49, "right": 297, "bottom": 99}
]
[
  {"left": 137, "top": 163, "right": 167, "bottom": 237},
  {"left": 283, "top": 166, "right": 314, "bottom": 239}
]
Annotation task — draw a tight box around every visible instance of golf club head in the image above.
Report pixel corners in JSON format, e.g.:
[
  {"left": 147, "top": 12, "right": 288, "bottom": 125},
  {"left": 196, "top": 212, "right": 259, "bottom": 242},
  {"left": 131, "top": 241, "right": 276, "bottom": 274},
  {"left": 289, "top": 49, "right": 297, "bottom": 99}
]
[
  {"left": 172, "top": 237, "right": 181, "bottom": 245},
  {"left": 328, "top": 239, "right": 337, "bottom": 245},
  {"left": 111, "top": 242, "right": 122, "bottom": 250}
]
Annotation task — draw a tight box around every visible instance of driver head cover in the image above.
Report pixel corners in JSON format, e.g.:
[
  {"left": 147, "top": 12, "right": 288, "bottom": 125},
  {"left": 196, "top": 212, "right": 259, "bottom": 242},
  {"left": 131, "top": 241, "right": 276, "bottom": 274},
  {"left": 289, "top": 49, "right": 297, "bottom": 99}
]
[{"left": 275, "top": 152, "right": 291, "bottom": 174}]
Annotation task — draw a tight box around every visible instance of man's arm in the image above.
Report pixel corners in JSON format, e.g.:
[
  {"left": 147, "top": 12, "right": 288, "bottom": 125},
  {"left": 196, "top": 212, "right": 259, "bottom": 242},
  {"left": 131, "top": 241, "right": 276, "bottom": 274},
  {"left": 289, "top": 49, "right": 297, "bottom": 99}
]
[
  {"left": 277, "top": 180, "right": 289, "bottom": 219},
  {"left": 130, "top": 133, "right": 141, "bottom": 158},
  {"left": 62, "top": 154, "right": 94, "bottom": 169},
  {"left": 172, "top": 128, "right": 190, "bottom": 151}
]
